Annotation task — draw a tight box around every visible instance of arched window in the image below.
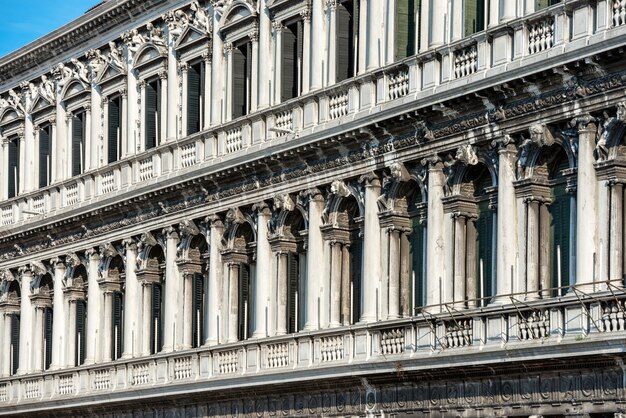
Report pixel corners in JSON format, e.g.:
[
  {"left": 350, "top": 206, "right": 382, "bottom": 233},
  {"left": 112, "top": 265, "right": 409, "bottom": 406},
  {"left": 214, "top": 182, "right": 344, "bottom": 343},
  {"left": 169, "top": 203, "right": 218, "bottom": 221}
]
[
  {"left": 336, "top": 196, "right": 362, "bottom": 323},
  {"left": 187, "top": 235, "right": 208, "bottom": 348},
  {"left": 39, "top": 274, "right": 54, "bottom": 370},
  {"left": 107, "top": 255, "right": 125, "bottom": 360},
  {"left": 470, "top": 167, "right": 495, "bottom": 306},
  {"left": 70, "top": 265, "right": 88, "bottom": 366},
  {"left": 281, "top": 209, "right": 307, "bottom": 334},
  {"left": 145, "top": 246, "right": 165, "bottom": 354}
]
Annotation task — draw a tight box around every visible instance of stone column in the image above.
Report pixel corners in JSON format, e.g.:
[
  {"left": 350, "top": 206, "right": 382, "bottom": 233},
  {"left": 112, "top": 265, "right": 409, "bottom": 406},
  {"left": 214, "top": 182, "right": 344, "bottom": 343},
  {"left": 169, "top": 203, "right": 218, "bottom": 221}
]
[
  {"left": 206, "top": 216, "right": 224, "bottom": 345},
  {"left": 453, "top": 215, "right": 467, "bottom": 308},
  {"left": 167, "top": 31, "right": 178, "bottom": 141},
  {"left": 301, "top": 7, "right": 312, "bottom": 94},
  {"left": 257, "top": 0, "right": 272, "bottom": 108},
  {"left": 138, "top": 81, "right": 147, "bottom": 153},
  {"left": 84, "top": 103, "right": 92, "bottom": 171},
  {"left": 50, "top": 259, "right": 66, "bottom": 368},
  {"left": 66, "top": 299, "right": 77, "bottom": 367},
  {"left": 31, "top": 306, "right": 44, "bottom": 372},
  {"left": 276, "top": 251, "right": 288, "bottom": 335},
  {"left": 1, "top": 312, "right": 10, "bottom": 376},
  {"left": 526, "top": 199, "right": 540, "bottom": 300},
  {"left": 494, "top": 142, "right": 518, "bottom": 302},
  {"left": 120, "top": 89, "right": 129, "bottom": 158},
  {"left": 501, "top": 0, "right": 516, "bottom": 22},
  {"left": 430, "top": 0, "right": 446, "bottom": 47},
  {"left": 162, "top": 227, "right": 179, "bottom": 352},
  {"left": 539, "top": 203, "right": 551, "bottom": 298},
  {"left": 303, "top": 189, "right": 324, "bottom": 330},
  {"left": 250, "top": 28, "right": 259, "bottom": 112},
  {"left": 399, "top": 229, "right": 411, "bottom": 317},
  {"left": 310, "top": 0, "right": 325, "bottom": 90},
  {"left": 101, "top": 290, "right": 113, "bottom": 363},
  {"left": 125, "top": 46, "right": 138, "bottom": 156},
  {"left": 425, "top": 159, "right": 445, "bottom": 310},
  {"left": 54, "top": 85, "right": 66, "bottom": 183},
  {"left": 466, "top": 218, "right": 477, "bottom": 308},
  {"left": 122, "top": 239, "right": 139, "bottom": 358},
  {"left": 141, "top": 281, "right": 152, "bottom": 355},
  {"left": 341, "top": 244, "right": 351, "bottom": 325},
  {"left": 253, "top": 204, "right": 272, "bottom": 338},
  {"left": 17, "top": 132, "right": 26, "bottom": 194},
  {"left": 182, "top": 272, "right": 193, "bottom": 349},
  {"left": 23, "top": 105, "right": 34, "bottom": 193},
  {"left": 65, "top": 113, "right": 73, "bottom": 178},
  {"left": 180, "top": 63, "right": 189, "bottom": 138},
  {"left": 227, "top": 262, "right": 240, "bottom": 343},
  {"left": 0, "top": 140, "right": 6, "bottom": 199},
  {"left": 211, "top": 17, "right": 224, "bottom": 125},
  {"left": 358, "top": 0, "right": 367, "bottom": 74},
  {"left": 49, "top": 118, "right": 57, "bottom": 183},
  {"left": 575, "top": 117, "right": 598, "bottom": 291},
  {"left": 451, "top": 0, "right": 463, "bottom": 41},
  {"left": 488, "top": 0, "right": 499, "bottom": 27},
  {"left": 85, "top": 249, "right": 101, "bottom": 365},
  {"left": 388, "top": 229, "right": 401, "bottom": 319},
  {"left": 18, "top": 268, "right": 33, "bottom": 374},
  {"left": 326, "top": 1, "right": 337, "bottom": 85},
  {"left": 361, "top": 174, "right": 381, "bottom": 322},
  {"left": 202, "top": 53, "right": 212, "bottom": 129},
  {"left": 610, "top": 182, "right": 623, "bottom": 286},
  {"left": 329, "top": 242, "right": 342, "bottom": 327},
  {"left": 367, "top": 0, "right": 383, "bottom": 70},
  {"left": 273, "top": 22, "right": 284, "bottom": 104},
  {"left": 224, "top": 44, "right": 233, "bottom": 122}
]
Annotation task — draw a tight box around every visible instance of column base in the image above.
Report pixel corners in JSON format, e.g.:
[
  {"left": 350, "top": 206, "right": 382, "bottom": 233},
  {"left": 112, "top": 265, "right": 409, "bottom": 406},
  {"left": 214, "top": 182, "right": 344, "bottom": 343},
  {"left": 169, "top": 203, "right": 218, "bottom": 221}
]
[
  {"left": 252, "top": 331, "right": 268, "bottom": 338},
  {"left": 203, "top": 338, "right": 218, "bottom": 347}
]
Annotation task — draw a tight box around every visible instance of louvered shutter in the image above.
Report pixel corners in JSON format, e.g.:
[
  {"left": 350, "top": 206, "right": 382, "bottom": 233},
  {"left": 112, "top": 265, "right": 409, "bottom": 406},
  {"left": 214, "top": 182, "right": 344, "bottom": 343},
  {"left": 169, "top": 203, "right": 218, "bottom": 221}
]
[
  {"left": 112, "top": 292, "right": 123, "bottom": 360},
  {"left": 187, "top": 64, "right": 201, "bottom": 135},
  {"left": 8, "top": 136, "right": 19, "bottom": 198},
  {"left": 145, "top": 82, "right": 158, "bottom": 149},
  {"left": 238, "top": 264, "right": 250, "bottom": 340},
  {"left": 39, "top": 126, "right": 51, "bottom": 188},
  {"left": 551, "top": 183, "right": 570, "bottom": 296},
  {"left": 350, "top": 238, "right": 363, "bottom": 323},
  {"left": 10, "top": 315, "right": 19, "bottom": 375},
  {"left": 76, "top": 300, "right": 87, "bottom": 365},
  {"left": 108, "top": 98, "right": 120, "bottom": 164},
  {"left": 395, "top": 0, "right": 416, "bottom": 59},
  {"left": 410, "top": 216, "right": 425, "bottom": 309},
  {"left": 232, "top": 47, "right": 247, "bottom": 119},
  {"left": 192, "top": 273, "right": 204, "bottom": 348},
  {"left": 336, "top": 2, "right": 354, "bottom": 82},
  {"left": 476, "top": 201, "right": 494, "bottom": 306},
  {"left": 282, "top": 24, "right": 297, "bottom": 101},
  {"left": 152, "top": 283, "right": 163, "bottom": 353},
  {"left": 298, "top": 252, "right": 307, "bottom": 331},
  {"left": 72, "top": 114, "right": 84, "bottom": 176},
  {"left": 465, "top": 0, "right": 485, "bottom": 36},
  {"left": 44, "top": 307, "right": 53, "bottom": 369},
  {"left": 287, "top": 253, "right": 299, "bottom": 333}
]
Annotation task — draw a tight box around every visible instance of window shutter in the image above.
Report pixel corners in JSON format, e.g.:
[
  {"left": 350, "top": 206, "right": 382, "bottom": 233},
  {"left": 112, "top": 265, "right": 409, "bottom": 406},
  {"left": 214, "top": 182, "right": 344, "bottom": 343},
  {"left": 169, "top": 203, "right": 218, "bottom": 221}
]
[
  {"left": 536, "top": 0, "right": 559, "bottom": 9},
  {"left": 151, "top": 283, "right": 163, "bottom": 353},
  {"left": 476, "top": 201, "right": 494, "bottom": 306},
  {"left": 232, "top": 46, "right": 247, "bottom": 119},
  {"left": 39, "top": 126, "right": 51, "bottom": 188},
  {"left": 112, "top": 292, "right": 123, "bottom": 360},
  {"left": 44, "top": 307, "right": 53, "bottom": 369},
  {"left": 281, "top": 24, "right": 297, "bottom": 101},
  {"left": 76, "top": 300, "right": 87, "bottom": 365},
  {"left": 71, "top": 113, "right": 84, "bottom": 177},
  {"left": 192, "top": 273, "right": 204, "bottom": 348},
  {"left": 10, "top": 314, "right": 19, "bottom": 375},
  {"left": 464, "top": 0, "right": 485, "bottom": 36},
  {"left": 238, "top": 264, "right": 250, "bottom": 340},
  {"left": 395, "top": 0, "right": 416, "bottom": 59},
  {"left": 187, "top": 64, "right": 201, "bottom": 135},
  {"left": 336, "top": 2, "right": 355, "bottom": 82},
  {"left": 145, "top": 81, "right": 158, "bottom": 149},
  {"left": 8, "top": 136, "right": 19, "bottom": 198},
  {"left": 298, "top": 252, "right": 307, "bottom": 331},
  {"left": 108, "top": 98, "right": 120, "bottom": 164},
  {"left": 410, "top": 216, "right": 425, "bottom": 309},
  {"left": 287, "top": 253, "right": 299, "bottom": 333},
  {"left": 350, "top": 238, "right": 363, "bottom": 323},
  {"left": 551, "top": 183, "right": 570, "bottom": 296}
]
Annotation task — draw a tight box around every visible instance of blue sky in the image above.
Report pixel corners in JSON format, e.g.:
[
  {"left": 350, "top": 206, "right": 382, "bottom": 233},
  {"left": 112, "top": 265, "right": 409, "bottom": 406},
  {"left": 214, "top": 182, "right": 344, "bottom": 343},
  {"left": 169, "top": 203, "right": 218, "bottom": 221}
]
[{"left": 0, "top": 1, "right": 102, "bottom": 58}]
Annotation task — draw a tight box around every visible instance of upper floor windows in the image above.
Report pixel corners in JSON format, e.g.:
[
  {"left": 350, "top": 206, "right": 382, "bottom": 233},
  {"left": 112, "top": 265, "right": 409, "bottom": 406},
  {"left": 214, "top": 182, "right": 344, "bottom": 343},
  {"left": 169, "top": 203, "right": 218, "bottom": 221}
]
[
  {"left": 7, "top": 135, "right": 20, "bottom": 199},
  {"left": 536, "top": 0, "right": 560, "bottom": 10},
  {"left": 336, "top": 0, "right": 358, "bottom": 83},
  {"left": 280, "top": 19, "right": 304, "bottom": 102},
  {"left": 395, "top": 0, "right": 418, "bottom": 59},
  {"left": 186, "top": 61, "right": 206, "bottom": 136},
  {"left": 464, "top": 0, "right": 486, "bottom": 36},
  {"left": 144, "top": 78, "right": 162, "bottom": 150},
  {"left": 107, "top": 96, "right": 122, "bottom": 164},
  {"left": 38, "top": 124, "right": 52, "bottom": 189},
  {"left": 231, "top": 41, "right": 252, "bottom": 119},
  {"left": 70, "top": 111, "right": 86, "bottom": 177}
]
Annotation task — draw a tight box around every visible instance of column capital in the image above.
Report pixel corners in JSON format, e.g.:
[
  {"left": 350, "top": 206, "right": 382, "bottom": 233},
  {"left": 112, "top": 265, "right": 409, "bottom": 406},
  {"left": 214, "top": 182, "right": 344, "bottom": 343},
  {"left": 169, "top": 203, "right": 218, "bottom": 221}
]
[
  {"left": 359, "top": 172, "right": 381, "bottom": 188},
  {"left": 85, "top": 248, "right": 100, "bottom": 261},
  {"left": 179, "top": 62, "right": 189, "bottom": 73},
  {"left": 252, "top": 201, "right": 271, "bottom": 216},
  {"left": 122, "top": 237, "right": 138, "bottom": 253},
  {"left": 300, "top": 6, "right": 312, "bottom": 22},
  {"left": 162, "top": 226, "right": 179, "bottom": 240},
  {"left": 118, "top": 87, "right": 127, "bottom": 98},
  {"left": 422, "top": 154, "right": 444, "bottom": 170},
  {"left": 569, "top": 114, "right": 596, "bottom": 132},
  {"left": 271, "top": 20, "right": 284, "bottom": 33},
  {"left": 205, "top": 214, "right": 224, "bottom": 229},
  {"left": 326, "top": 0, "right": 337, "bottom": 11},
  {"left": 223, "top": 42, "right": 233, "bottom": 56},
  {"left": 248, "top": 25, "right": 259, "bottom": 43},
  {"left": 49, "top": 257, "right": 66, "bottom": 270}
]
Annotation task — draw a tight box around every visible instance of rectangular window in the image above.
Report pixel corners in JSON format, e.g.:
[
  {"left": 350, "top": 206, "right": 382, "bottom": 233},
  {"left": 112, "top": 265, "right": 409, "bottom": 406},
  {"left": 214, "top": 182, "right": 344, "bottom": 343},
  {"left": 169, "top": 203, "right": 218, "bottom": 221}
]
[
  {"left": 536, "top": 0, "right": 559, "bottom": 9},
  {"left": 108, "top": 96, "right": 122, "bottom": 164},
  {"left": 476, "top": 201, "right": 494, "bottom": 307},
  {"left": 350, "top": 238, "right": 362, "bottom": 324},
  {"left": 232, "top": 42, "right": 252, "bottom": 119},
  {"left": 151, "top": 283, "right": 163, "bottom": 354},
  {"left": 281, "top": 20, "right": 303, "bottom": 102},
  {"left": 144, "top": 79, "right": 161, "bottom": 150},
  {"left": 71, "top": 112, "right": 86, "bottom": 177},
  {"left": 112, "top": 292, "right": 123, "bottom": 360},
  {"left": 187, "top": 61, "right": 205, "bottom": 135},
  {"left": 7, "top": 135, "right": 19, "bottom": 199},
  {"left": 336, "top": 0, "right": 358, "bottom": 82},
  {"left": 409, "top": 216, "right": 426, "bottom": 310},
  {"left": 395, "top": 0, "right": 418, "bottom": 59},
  {"left": 238, "top": 264, "right": 251, "bottom": 340},
  {"left": 551, "top": 182, "right": 571, "bottom": 297},
  {"left": 192, "top": 273, "right": 204, "bottom": 348},
  {"left": 10, "top": 314, "right": 19, "bottom": 375},
  {"left": 464, "top": 0, "right": 485, "bottom": 37},
  {"left": 39, "top": 125, "right": 52, "bottom": 188},
  {"left": 44, "top": 307, "right": 53, "bottom": 370},
  {"left": 75, "top": 300, "right": 87, "bottom": 365}
]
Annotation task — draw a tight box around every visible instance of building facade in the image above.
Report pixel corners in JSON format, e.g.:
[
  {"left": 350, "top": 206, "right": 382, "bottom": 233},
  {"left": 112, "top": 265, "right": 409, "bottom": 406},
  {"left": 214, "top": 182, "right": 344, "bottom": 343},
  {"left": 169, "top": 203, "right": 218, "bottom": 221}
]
[{"left": 0, "top": 0, "right": 624, "bottom": 416}]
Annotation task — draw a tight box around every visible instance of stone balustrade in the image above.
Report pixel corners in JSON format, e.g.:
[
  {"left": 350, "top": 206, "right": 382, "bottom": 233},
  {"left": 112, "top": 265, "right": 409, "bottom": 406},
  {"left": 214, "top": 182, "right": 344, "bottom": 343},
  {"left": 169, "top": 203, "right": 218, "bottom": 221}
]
[{"left": 0, "top": 293, "right": 623, "bottom": 407}]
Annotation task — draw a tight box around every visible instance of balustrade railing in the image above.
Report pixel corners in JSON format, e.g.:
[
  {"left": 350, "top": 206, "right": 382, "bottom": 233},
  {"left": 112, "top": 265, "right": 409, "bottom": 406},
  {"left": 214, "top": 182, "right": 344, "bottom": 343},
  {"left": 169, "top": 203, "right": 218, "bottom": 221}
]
[
  {"left": 599, "top": 301, "right": 626, "bottom": 332},
  {"left": 518, "top": 309, "right": 550, "bottom": 340},
  {"left": 0, "top": 383, "right": 7, "bottom": 403},
  {"left": 328, "top": 91, "right": 349, "bottom": 120},
  {"left": 217, "top": 349, "right": 239, "bottom": 374},
  {"left": 1, "top": 205, "right": 13, "bottom": 226},
  {"left": 528, "top": 16, "right": 555, "bottom": 55},
  {"left": 441, "top": 319, "right": 473, "bottom": 349},
  {"left": 266, "top": 343, "right": 289, "bottom": 369},
  {"left": 23, "top": 379, "right": 41, "bottom": 400},
  {"left": 92, "top": 368, "right": 112, "bottom": 391},
  {"left": 100, "top": 170, "right": 116, "bottom": 194},
  {"left": 320, "top": 335, "right": 344, "bottom": 362},
  {"left": 64, "top": 183, "right": 80, "bottom": 207},
  {"left": 131, "top": 362, "right": 151, "bottom": 386},
  {"left": 57, "top": 374, "right": 75, "bottom": 396},
  {"left": 613, "top": 0, "right": 626, "bottom": 26},
  {"left": 180, "top": 143, "right": 197, "bottom": 168},
  {"left": 380, "top": 327, "right": 405, "bottom": 355},
  {"left": 387, "top": 69, "right": 409, "bottom": 100},
  {"left": 273, "top": 110, "right": 293, "bottom": 136},
  {"left": 173, "top": 356, "right": 193, "bottom": 380},
  {"left": 454, "top": 45, "right": 478, "bottom": 78},
  {"left": 138, "top": 158, "right": 154, "bottom": 181},
  {"left": 225, "top": 127, "right": 243, "bottom": 153}
]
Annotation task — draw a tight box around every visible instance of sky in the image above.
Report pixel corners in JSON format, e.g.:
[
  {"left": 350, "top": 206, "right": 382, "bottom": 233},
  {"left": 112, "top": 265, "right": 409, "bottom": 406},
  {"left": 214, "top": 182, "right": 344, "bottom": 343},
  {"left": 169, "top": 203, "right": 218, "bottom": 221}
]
[{"left": 0, "top": 0, "right": 103, "bottom": 58}]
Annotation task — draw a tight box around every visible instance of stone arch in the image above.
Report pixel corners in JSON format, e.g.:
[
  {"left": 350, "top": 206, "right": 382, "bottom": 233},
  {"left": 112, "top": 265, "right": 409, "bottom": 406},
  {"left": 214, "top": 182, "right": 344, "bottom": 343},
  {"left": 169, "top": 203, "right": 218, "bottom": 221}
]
[
  {"left": 223, "top": 209, "right": 257, "bottom": 251},
  {"left": 187, "top": 233, "right": 209, "bottom": 263},
  {"left": 388, "top": 176, "right": 427, "bottom": 214},
  {"left": 325, "top": 181, "right": 364, "bottom": 226},
  {"left": 522, "top": 137, "right": 576, "bottom": 180},
  {"left": 101, "top": 255, "right": 125, "bottom": 284},
  {"left": 219, "top": 0, "right": 256, "bottom": 27},
  {"left": 60, "top": 79, "right": 88, "bottom": 101},
  {"left": 449, "top": 152, "right": 498, "bottom": 197},
  {"left": 133, "top": 43, "right": 166, "bottom": 67},
  {"left": 0, "top": 107, "right": 20, "bottom": 125}
]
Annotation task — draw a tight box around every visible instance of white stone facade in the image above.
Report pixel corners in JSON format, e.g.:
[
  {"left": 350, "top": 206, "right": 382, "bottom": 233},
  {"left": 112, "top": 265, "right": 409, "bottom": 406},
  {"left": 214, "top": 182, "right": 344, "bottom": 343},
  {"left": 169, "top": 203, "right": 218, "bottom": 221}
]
[{"left": 0, "top": 0, "right": 624, "bottom": 416}]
